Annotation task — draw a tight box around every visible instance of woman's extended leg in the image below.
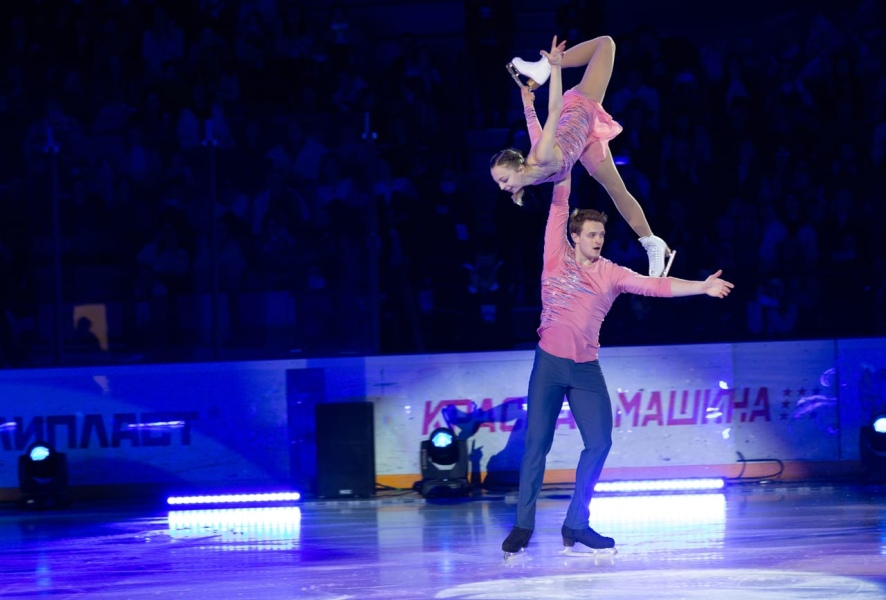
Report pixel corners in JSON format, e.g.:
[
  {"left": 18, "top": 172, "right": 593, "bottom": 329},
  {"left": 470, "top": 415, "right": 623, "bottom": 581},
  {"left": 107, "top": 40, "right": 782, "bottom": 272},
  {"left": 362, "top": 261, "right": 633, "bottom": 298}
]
[
  {"left": 562, "top": 36, "right": 616, "bottom": 104},
  {"left": 581, "top": 152, "right": 651, "bottom": 237},
  {"left": 581, "top": 152, "right": 674, "bottom": 277},
  {"left": 510, "top": 35, "right": 614, "bottom": 98}
]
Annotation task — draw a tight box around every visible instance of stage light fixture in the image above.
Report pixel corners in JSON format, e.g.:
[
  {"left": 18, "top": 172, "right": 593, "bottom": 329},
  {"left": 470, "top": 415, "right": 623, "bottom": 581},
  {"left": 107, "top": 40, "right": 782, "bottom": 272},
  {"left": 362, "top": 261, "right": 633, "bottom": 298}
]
[
  {"left": 429, "top": 428, "right": 458, "bottom": 464},
  {"left": 594, "top": 478, "right": 725, "bottom": 495},
  {"left": 18, "top": 441, "right": 69, "bottom": 509},
  {"left": 166, "top": 492, "right": 301, "bottom": 507},
  {"left": 417, "top": 427, "right": 470, "bottom": 498},
  {"left": 860, "top": 415, "right": 886, "bottom": 483}
]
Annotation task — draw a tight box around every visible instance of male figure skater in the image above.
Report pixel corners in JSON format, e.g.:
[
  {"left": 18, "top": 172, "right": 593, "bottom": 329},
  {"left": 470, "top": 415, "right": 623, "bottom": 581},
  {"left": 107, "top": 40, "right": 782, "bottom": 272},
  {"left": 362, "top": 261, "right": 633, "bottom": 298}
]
[{"left": 501, "top": 174, "right": 733, "bottom": 557}]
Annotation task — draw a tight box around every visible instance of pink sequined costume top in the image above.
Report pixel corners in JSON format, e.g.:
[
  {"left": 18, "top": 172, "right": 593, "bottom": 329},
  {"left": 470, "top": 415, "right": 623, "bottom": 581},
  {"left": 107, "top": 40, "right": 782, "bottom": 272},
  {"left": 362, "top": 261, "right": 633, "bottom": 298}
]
[
  {"left": 524, "top": 90, "right": 623, "bottom": 181},
  {"left": 538, "top": 179, "right": 672, "bottom": 363}
]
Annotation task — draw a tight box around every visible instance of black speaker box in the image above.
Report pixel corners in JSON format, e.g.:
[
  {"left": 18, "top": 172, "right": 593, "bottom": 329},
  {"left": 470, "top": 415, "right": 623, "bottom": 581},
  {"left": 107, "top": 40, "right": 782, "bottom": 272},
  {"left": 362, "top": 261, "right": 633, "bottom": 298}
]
[{"left": 315, "top": 402, "right": 376, "bottom": 498}]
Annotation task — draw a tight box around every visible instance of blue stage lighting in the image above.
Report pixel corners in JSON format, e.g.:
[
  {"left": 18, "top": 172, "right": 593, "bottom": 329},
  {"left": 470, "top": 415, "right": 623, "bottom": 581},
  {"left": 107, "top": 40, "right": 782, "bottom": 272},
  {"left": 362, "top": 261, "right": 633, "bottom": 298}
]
[
  {"left": 417, "top": 427, "right": 470, "bottom": 498},
  {"left": 860, "top": 416, "right": 886, "bottom": 483},
  {"left": 166, "top": 492, "right": 301, "bottom": 507},
  {"left": 595, "top": 478, "right": 725, "bottom": 495},
  {"left": 29, "top": 444, "right": 51, "bottom": 462},
  {"left": 431, "top": 429, "right": 454, "bottom": 449},
  {"left": 426, "top": 427, "right": 459, "bottom": 466},
  {"left": 18, "top": 441, "right": 69, "bottom": 510}
]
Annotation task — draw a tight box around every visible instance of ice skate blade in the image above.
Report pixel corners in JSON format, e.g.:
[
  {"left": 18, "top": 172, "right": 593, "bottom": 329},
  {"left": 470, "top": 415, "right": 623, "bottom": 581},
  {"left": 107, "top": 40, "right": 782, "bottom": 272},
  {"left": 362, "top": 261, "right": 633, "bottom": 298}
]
[
  {"left": 505, "top": 63, "right": 539, "bottom": 90},
  {"left": 661, "top": 249, "right": 676, "bottom": 277},
  {"left": 502, "top": 548, "right": 526, "bottom": 560},
  {"left": 558, "top": 546, "right": 618, "bottom": 557}
]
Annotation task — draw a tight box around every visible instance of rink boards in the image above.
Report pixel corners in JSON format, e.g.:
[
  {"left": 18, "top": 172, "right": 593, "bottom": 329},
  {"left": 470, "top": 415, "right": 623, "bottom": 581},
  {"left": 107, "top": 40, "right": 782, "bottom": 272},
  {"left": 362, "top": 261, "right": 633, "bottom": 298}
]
[{"left": 0, "top": 338, "right": 883, "bottom": 496}]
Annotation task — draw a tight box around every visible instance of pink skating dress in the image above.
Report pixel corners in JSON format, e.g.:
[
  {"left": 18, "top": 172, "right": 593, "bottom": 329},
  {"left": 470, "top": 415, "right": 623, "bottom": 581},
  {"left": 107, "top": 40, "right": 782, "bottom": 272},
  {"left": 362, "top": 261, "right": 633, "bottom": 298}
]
[{"left": 524, "top": 89, "right": 623, "bottom": 182}]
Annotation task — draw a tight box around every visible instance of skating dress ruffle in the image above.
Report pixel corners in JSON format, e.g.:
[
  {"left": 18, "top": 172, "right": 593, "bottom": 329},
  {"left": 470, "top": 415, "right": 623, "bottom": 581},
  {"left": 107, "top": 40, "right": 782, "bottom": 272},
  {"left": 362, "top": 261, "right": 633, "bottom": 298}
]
[{"left": 530, "top": 90, "right": 623, "bottom": 183}]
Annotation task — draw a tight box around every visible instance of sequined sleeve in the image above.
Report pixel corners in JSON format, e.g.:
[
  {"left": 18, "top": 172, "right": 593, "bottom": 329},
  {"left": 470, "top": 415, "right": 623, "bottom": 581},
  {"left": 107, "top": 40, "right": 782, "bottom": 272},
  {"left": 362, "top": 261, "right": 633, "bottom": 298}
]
[
  {"left": 524, "top": 105, "right": 543, "bottom": 147},
  {"left": 542, "top": 180, "right": 572, "bottom": 277}
]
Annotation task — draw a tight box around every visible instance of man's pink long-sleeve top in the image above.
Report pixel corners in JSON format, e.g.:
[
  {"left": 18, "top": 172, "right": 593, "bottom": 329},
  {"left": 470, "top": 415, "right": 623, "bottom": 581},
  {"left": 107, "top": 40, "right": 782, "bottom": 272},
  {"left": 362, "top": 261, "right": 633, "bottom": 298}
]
[{"left": 537, "top": 180, "right": 672, "bottom": 363}]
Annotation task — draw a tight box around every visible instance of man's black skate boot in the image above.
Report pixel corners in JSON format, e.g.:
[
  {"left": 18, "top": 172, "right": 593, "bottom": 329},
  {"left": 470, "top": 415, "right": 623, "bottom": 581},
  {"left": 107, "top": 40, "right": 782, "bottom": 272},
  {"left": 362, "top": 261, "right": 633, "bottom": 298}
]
[
  {"left": 561, "top": 525, "right": 615, "bottom": 550},
  {"left": 501, "top": 526, "right": 532, "bottom": 555}
]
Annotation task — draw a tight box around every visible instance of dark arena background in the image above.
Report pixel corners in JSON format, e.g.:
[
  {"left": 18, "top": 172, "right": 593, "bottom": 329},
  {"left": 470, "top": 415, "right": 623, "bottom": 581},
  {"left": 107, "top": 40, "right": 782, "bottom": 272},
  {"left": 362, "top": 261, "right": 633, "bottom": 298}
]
[{"left": 1, "top": 1, "right": 885, "bottom": 598}]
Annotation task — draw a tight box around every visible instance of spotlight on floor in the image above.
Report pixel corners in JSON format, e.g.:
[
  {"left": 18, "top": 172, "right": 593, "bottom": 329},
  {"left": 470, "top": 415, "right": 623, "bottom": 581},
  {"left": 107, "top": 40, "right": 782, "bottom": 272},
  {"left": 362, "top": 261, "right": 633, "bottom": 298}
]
[
  {"left": 18, "top": 441, "right": 70, "bottom": 509},
  {"left": 417, "top": 427, "right": 470, "bottom": 498},
  {"left": 860, "top": 415, "right": 886, "bottom": 483}
]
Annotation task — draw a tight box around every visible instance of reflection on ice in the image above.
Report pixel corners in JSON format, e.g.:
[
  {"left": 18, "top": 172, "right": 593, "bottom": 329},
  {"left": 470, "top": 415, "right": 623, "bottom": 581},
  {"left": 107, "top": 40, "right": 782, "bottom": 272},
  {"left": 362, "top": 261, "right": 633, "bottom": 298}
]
[
  {"left": 591, "top": 493, "right": 725, "bottom": 526},
  {"left": 167, "top": 507, "right": 301, "bottom": 550},
  {"left": 592, "top": 494, "right": 727, "bottom": 553},
  {"left": 435, "top": 570, "right": 886, "bottom": 599}
]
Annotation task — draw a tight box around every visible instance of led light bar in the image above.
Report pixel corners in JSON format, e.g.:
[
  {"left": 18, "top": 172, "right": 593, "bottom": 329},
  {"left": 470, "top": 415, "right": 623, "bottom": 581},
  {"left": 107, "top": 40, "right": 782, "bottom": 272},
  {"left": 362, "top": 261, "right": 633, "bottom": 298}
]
[
  {"left": 594, "top": 478, "right": 725, "bottom": 494},
  {"left": 166, "top": 492, "right": 301, "bottom": 506}
]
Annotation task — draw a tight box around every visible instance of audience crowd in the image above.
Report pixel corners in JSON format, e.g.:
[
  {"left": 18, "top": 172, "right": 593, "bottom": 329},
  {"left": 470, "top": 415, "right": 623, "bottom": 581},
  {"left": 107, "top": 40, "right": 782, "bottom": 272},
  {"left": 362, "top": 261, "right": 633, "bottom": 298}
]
[{"left": 0, "top": 0, "right": 883, "bottom": 367}]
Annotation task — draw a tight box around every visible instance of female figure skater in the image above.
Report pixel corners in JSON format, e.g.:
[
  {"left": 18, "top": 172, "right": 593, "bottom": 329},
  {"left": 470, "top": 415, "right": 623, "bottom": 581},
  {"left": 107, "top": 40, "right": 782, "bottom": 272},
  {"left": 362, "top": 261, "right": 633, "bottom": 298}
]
[{"left": 490, "top": 35, "right": 675, "bottom": 277}]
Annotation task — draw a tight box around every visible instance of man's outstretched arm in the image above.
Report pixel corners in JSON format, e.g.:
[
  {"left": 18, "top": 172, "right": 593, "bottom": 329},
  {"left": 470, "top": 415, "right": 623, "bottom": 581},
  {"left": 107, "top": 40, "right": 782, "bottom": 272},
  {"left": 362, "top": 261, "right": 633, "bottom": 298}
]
[{"left": 668, "top": 270, "right": 734, "bottom": 299}]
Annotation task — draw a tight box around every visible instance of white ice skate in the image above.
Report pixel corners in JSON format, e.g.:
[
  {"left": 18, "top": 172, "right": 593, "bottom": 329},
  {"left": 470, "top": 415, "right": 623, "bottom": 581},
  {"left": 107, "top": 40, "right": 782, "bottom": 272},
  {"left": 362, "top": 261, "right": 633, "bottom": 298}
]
[
  {"left": 639, "top": 235, "right": 676, "bottom": 277},
  {"left": 505, "top": 56, "right": 551, "bottom": 90},
  {"left": 662, "top": 249, "right": 676, "bottom": 277}
]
